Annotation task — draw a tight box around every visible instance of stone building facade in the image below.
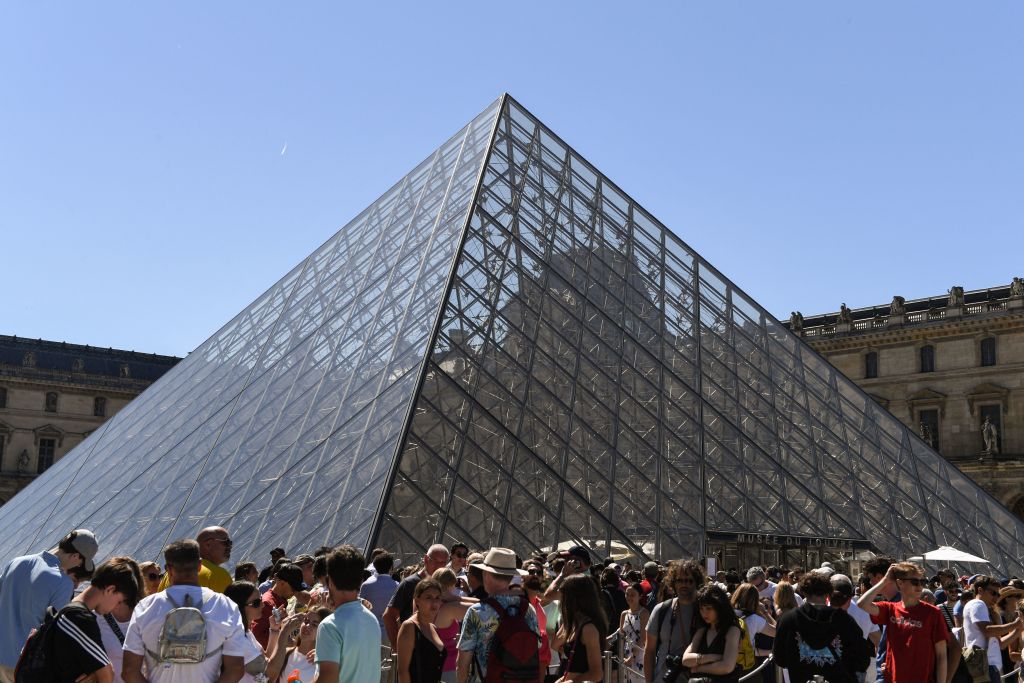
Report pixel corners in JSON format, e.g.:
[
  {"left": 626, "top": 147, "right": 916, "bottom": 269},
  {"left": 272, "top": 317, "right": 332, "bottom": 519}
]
[
  {"left": 789, "top": 279, "right": 1024, "bottom": 518},
  {"left": 0, "top": 335, "right": 179, "bottom": 505}
]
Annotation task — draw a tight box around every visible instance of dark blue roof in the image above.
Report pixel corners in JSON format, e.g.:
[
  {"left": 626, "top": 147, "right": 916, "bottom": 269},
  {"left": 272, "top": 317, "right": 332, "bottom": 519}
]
[{"left": 0, "top": 335, "right": 180, "bottom": 384}]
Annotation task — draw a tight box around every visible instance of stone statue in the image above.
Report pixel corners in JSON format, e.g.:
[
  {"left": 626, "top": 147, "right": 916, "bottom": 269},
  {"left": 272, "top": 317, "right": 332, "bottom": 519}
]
[
  {"left": 947, "top": 286, "right": 965, "bottom": 308},
  {"left": 17, "top": 449, "right": 29, "bottom": 474},
  {"left": 789, "top": 311, "right": 804, "bottom": 332},
  {"left": 22, "top": 352, "right": 35, "bottom": 368},
  {"left": 1011, "top": 276, "right": 1024, "bottom": 298},
  {"left": 889, "top": 295, "right": 906, "bottom": 316},
  {"left": 982, "top": 416, "right": 999, "bottom": 454},
  {"left": 837, "top": 303, "right": 853, "bottom": 325}
]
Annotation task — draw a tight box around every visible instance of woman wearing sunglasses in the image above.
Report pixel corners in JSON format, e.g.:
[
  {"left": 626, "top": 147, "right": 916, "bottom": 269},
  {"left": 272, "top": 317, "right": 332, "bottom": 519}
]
[
  {"left": 265, "top": 606, "right": 331, "bottom": 683},
  {"left": 138, "top": 561, "right": 163, "bottom": 597},
  {"left": 226, "top": 580, "right": 311, "bottom": 683}
]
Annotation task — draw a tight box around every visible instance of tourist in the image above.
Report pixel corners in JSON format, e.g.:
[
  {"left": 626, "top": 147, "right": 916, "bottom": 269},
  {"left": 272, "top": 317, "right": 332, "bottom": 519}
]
[
  {"left": 520, "top": 560, "right": 553, "bottom": 683},
  {"left": 266, "top": 607, "right": 330, "bottom": 682},
  {"left": 857, "top": 561, "right": 948, "bottom": 683},
  {"left": 598, "top": 567, "right": 627, "bottom": 631},
  {"left": 431, "top": 568, "right": 476, "bottom": 683},
  {"left": 746, "top": 567, "right": 777, "bottom": 601},
  {"left": 456, "top": 547, "right": 542, "bottom": 683},
  {"left": 996, "top": 584, "right": 1024, "bottom": 673},
  {"left": 251, "top": 563, "right": 305, "bottom": 648},
  {"left": 137, "top": 560, "right": 163, "bottom": 596},
  {"left": 861, "top": 556, "right": 898, "bottom": 683},
  {"left": 314, "top": 545, "right": 382, "bottom": 683},
  {"left": 542, "top": 546, "right": 592, "bottom": 603},
  {"left": 640, "top": 562, "right": 660, "bottom": 610},
  {"left": 465, "top": 552, "right": 487, "bottom": 601},
  {"left": 95, "top": 556, "right": 145, "bottom": 683},
  {"left": 122, "top": 539, "right": 248, "bottom": 683},
  {"left": 384, "top": 544, "right": 451, "bottom": 648},
  {"left": 235, "top": 562, "right": 259, "bottom": 583},
  {"left": 962, "top": 575, "right": 1020, "bottom": 683},
  {"left": 225, "top": 579, "right": 295, "bottom": 683},
  {"left": 0, "top": 527, "right": 98, "bottom": 681},
  {"left": 359, "top": 551, "right": 400, "bottom": 643},
  {"left": 612, "top": 582, "right": 648, "bottom": 681},
  {"left": 681, "top": 585, "right": 743, "bottom": 682},
  {"left": 773, "top": 571, "right": 868, "bottom": 683},
  {"left": 830, "top": 573, "right": 882, "bottom": 671},
  {"left": 643, "top": 559, "right": 703, "bottom": 683},
  {"left": 155, "top": 526, "right": 234, "bottom": 593},
  {"left": 397, "top": 578, "right": 446, "bottom": 683},
  {"left": 552, "top": 574, "right": 606, "bottom": 682},
  {"left": 730, "top": 582, "right": 776, "bottom": 665},
  {"left": 450, "top": 543, "right": 470, "bottom": 577}
]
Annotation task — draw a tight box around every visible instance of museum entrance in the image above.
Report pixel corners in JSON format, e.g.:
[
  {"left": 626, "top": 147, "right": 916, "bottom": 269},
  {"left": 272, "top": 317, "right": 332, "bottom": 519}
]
[{"left": 706, "top": 532, "right": 873, "bottom": 576}]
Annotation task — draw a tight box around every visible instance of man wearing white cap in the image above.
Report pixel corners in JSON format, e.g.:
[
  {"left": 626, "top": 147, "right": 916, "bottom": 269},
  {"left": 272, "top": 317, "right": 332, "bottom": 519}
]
[
  {"left": 0, "top": 528, "right": 99, "bottom": 682},
  {"left": 456, "top": 548, "right": 542, "bottom": 683}
]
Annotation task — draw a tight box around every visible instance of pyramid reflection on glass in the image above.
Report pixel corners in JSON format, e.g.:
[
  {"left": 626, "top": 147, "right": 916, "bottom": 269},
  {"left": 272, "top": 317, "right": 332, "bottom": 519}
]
[{"left": 2, "top": 95, "right": 1021, "bottom": 575}]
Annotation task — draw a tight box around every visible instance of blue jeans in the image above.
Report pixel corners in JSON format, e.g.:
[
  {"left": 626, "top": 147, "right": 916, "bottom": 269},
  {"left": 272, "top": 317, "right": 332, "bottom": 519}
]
[{"left": 989, "top": 665, "right": 1001, "bottom": 683}]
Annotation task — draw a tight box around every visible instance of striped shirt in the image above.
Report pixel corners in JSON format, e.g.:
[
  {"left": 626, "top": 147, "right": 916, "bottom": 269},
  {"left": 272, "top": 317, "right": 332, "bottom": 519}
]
[{"left": 53, "top": 603, "right": 110, "bottom": 682}]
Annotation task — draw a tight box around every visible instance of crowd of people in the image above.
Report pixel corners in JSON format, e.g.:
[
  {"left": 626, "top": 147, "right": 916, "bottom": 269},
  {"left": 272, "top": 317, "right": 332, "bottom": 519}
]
[{"left": 1, "top": 527, "right": 1022, "bottom": 683}]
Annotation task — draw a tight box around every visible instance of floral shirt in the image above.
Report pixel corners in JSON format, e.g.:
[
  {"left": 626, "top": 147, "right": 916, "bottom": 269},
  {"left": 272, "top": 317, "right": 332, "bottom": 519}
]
[{"left": 456, "top": 593, "right": 541, "bottom": 682}]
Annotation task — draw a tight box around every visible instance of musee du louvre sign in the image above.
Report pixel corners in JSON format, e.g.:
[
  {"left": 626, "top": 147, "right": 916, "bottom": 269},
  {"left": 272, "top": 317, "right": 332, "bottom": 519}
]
[
  {"left": 0, "top": 94, "right": 1021, "bottom": 575},
  {"left": 706, "top": 531, "right": 873, "bottom": 551}
]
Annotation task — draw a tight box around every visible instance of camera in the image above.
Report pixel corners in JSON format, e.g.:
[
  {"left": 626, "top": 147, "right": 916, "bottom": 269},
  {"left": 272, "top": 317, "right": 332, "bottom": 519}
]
[{"left": 662, "top": 655, "right": 685, "bottom": 682}]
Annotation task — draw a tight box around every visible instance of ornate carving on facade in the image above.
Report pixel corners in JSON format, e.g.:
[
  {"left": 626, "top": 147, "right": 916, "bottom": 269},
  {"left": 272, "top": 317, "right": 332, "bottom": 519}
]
[
  {"left": 1011, "top": 277, "right": 1024, "bottom": 299},
  {"left": 16, "top": 450, "right": 28, "bottom": 474},
  {"left": 22, "top": 352, "right": 35, "bottom": 368},
  {"left": 72, "top": 358, "right": 84, "bottom": 372},
  {"left": 836, "top": 303, "right": 853, "bottom": 326},
  {"left": 889, "top": 296, "right": 906, "bottom": 316},
  {"left": 947, "top": 286, "right": 965, "bottom": 308},
  {"left": 789, "top": 311, "right": 804, "bottom": 333}
]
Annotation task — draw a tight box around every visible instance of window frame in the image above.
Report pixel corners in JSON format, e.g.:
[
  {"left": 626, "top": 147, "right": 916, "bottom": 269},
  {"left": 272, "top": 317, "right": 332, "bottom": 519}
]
[
  {"left": 37, "top": 438, "right": 56, "bottom": 474},
  {"left": 920, "top": 345, "right": 935, "bottom": 373},
  {"left": 980, "top": 337, "right": 996, "bottom": 367}
]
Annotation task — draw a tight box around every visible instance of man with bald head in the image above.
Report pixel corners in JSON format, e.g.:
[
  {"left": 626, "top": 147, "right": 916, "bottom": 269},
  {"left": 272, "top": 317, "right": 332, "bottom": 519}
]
[
  {"left": 156, "top": 526, "right": 233, "bottom": 593},
  {"left": 382, "top": 543, "right": 450, "bottom": 648}
]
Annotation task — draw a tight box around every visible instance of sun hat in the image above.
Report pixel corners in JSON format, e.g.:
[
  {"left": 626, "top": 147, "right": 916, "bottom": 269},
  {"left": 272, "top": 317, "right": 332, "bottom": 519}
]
[
  {"left": 999, "top": 586, "right": 1024, "bottom": 600},
  {"left": 470, "top": 547, "right": 527, "bottom": 577}
]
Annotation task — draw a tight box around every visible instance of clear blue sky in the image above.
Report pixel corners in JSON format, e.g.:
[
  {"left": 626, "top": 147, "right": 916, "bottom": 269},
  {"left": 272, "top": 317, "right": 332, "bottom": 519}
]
[{"left": 3, "top": 2, "right": 1022, "bottom": 357}]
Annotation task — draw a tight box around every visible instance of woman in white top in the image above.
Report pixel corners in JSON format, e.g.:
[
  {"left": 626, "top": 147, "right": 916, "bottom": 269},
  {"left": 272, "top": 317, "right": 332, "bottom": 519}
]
[
  {"left": 225, "top": 580, "right": 304, "bottom": 683},
  {"left": 730, "top": 583, "right": 776, "bottom": 655},
  {"left": 611, "top": 582, "right": 648, "bottom": 683},
  {"left": 267, "top": 607, "right": 331, "bottom": 683}
]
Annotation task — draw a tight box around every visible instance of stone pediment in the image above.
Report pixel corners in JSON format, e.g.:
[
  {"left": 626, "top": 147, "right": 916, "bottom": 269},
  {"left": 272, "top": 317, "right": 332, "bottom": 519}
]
[
  {"left": 966, "top": 382, "right": 1010, "bottom": 416},
  {"left": 907, "top": 388, "right": 946, "bottom": 416},
  {"left": 32, "top": 424, "right": 65, "bottom": 447}
]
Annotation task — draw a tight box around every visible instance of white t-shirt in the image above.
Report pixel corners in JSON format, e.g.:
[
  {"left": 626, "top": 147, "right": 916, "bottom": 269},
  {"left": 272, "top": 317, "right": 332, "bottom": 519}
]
[
  {"left": 240, "top": 629, "right": 266, "bottom": 683},
  {"left": 844, "top": 600, "right": 880, "bottom": 641},
  {"left": 95, "top": 611, "right": 132, "bottom": 682},
  {"left": 124, "top": 585, "right": 249, "bottom": 683},
  {"left": 757, "top": 581, "right": 777, "bottom": 601},
  {"left": 736, "top": 610, "right": 766, "bottom": 647},
  {"left": 962, "top": 598, "right": 1002, "bottom": 668},
  {"left": 278, "top": 648, "right": 316, "bottom": 683}
]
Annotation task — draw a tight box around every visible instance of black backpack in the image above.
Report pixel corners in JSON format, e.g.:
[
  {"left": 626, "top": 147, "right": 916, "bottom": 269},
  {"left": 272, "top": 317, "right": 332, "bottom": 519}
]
[{"left": 14, "top": 606, "right": 60, "bottom": 683}]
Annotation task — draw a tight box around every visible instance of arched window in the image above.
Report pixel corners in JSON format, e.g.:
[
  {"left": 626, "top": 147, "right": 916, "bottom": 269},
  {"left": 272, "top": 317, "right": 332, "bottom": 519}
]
[
  {"left": 920, "top": 345, "right": 935, "bottom": 373},
  {"left": 981, "top": 337, "right": 996, "bottom": 367},
  {"left": 864, "top": 352, "right": 878, "bottom": 379},
  {"left": 93, "top": 397, "right": 107, "bottom": 418},
  {"left": 44, "top": 392, "right": 58, "bottom": 413}
]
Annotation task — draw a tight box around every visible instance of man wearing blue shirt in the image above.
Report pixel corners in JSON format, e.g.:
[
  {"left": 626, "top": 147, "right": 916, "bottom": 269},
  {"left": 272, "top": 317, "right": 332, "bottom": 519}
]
[
  {"left": 0, "top": 529, "right": 99, "bottom": 683},
  {"left": 313, "top": 545, "right": 382, "bottom": 683}
]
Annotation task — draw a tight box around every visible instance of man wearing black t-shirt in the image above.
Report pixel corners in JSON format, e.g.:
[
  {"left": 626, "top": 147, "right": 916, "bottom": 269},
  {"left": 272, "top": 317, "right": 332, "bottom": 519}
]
[
  {"left": 381, "top": 544, "right": 449, "bottom": 648},
  {"left": 53, "top": 557, "right": 142, "bottom": 683}
]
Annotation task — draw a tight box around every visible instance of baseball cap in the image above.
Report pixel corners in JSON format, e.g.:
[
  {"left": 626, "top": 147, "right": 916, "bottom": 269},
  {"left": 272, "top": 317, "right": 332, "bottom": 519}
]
[
  {"left": 643, "top": 561, "right": 659, "bottom": 572},
  {"left": 294, "top": 554, "right": 315, "bottom": 566},
  {"left": 275, "top": 564, "right": 305, "bottom": 592},
  {"left": 65, "top": 529, "right": 99, "bottom": 572}
]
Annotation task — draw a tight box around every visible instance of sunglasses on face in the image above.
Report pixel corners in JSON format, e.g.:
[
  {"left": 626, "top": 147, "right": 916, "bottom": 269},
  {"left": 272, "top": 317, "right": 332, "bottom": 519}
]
[
  {"left": 245, "top": 599, "right": 261, "bottom": 608},
  {"left": 146, "top": 572, "right": 163, "bottom": 581},
  {"left": 527, "top": 569, "right": 544, "bottom": 576},
  {"left": 453, "top": 553, "right": 468, "bottom": 559},
  {"left": 213, "top": 538, "right": 233, "bottom": 547},
  {"left": 900, "top": 578, "right": 924, "bottom": 587}
]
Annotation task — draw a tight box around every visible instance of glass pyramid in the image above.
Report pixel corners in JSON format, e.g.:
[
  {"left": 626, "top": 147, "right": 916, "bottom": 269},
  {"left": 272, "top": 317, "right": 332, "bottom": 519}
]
[{"left": 3, "top": 95, "right": 1022, "bottom": 576}]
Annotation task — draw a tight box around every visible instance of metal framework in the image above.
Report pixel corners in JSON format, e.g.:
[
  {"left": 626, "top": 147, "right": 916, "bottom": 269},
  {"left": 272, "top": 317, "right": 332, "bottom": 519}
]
[{"left": 1, "top": 95, "right": 1022, "bottom": 575}]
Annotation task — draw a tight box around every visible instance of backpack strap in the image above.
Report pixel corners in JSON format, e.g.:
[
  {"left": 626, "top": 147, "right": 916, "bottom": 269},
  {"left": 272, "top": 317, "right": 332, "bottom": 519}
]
[{"left": 103, "top": 613, "right": 126, "bottom": 645}]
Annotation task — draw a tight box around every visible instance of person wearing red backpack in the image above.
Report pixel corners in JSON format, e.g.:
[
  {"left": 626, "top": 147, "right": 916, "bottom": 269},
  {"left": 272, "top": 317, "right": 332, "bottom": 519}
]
[{"left": 456, "top": 548, "right": 543, "bottom": 683}]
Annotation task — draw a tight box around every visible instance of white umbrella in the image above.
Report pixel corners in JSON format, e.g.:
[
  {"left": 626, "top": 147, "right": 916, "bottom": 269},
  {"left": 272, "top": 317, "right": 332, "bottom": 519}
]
[{"left": 922, "top": 546, "right": 989, "bottom": 564}]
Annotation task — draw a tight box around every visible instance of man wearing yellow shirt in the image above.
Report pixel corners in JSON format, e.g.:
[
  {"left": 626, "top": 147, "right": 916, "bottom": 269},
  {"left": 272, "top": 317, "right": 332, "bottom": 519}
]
[{"left": 156, "top": 526, "right": 233, "bottom": 593}]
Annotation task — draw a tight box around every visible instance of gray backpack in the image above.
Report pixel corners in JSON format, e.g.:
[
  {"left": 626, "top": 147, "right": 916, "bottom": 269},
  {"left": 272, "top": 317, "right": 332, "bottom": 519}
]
[{"left": 146, "top": 589, "right": 223, "bottom": 664}]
